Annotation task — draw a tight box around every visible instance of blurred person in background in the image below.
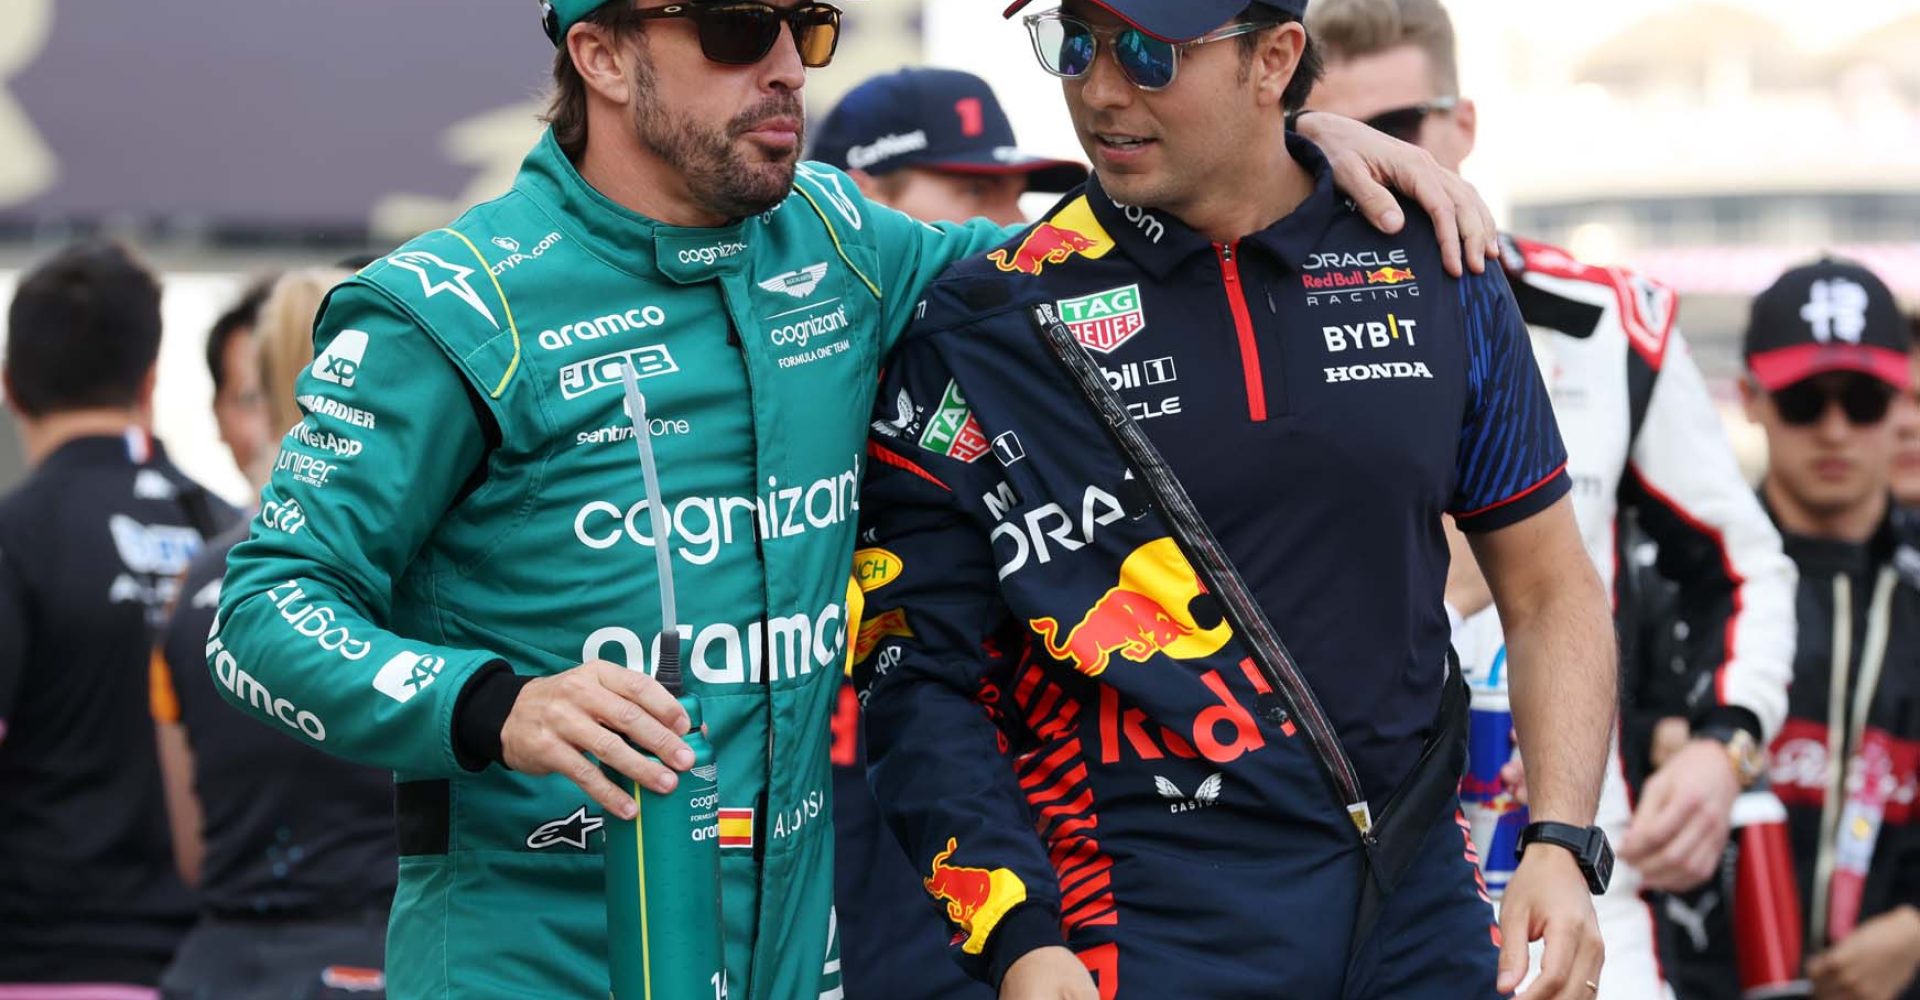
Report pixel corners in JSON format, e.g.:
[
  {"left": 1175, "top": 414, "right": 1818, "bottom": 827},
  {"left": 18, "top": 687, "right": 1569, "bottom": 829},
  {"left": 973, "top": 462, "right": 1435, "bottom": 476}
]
[
  {"left": 1706, "top": 259, "right": 1920, "bottom": 1000},
  {"left": 202, "top": 0, "right": 1500, "bottom": 993},
  {"left": 152, "top": 269, "right": 397, "bottom": 1000},
  {"left": 1891, "top": 315, "right": 1920, "bottom": 511},
  {"left": 0, "top": 241, "right": 239, "bottom": 996},
  {"left": 1307, "top": 2, "right": 1798, "bottom": 996},
  {"left": 812, "top": 66, "right": 1085, "bottom": 227},
  {"left": 812, "top": 66, "right": 1084, "bottom": 1000},
  {"left": 205, "top": 278, "right": 276, "bottom": 488}
]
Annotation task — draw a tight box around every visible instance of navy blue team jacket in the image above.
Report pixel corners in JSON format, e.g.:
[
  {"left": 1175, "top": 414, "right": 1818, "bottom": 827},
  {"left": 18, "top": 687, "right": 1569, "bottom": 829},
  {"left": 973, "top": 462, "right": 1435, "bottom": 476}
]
[{"left": 852, "top": 136, "right": 1568, "bottom": 995}]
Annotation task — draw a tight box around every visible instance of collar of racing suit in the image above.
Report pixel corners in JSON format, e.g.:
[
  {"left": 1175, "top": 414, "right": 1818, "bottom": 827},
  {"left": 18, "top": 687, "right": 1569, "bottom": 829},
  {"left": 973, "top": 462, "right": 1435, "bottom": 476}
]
[
  {"left": 512, "top": 128, "right": 757, "bottom": 285},
  {"left": 1080, "top": 132, "right": 1343, "bottom": 279}
]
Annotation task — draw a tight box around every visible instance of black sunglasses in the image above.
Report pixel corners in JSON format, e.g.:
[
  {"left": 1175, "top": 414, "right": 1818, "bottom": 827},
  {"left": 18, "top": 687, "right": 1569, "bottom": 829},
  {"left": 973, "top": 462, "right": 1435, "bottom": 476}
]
[
  {"left": 1363, "top": 97, "right": 1460, "bottom": 144},
  {"left": 612, "top": 2, "right": 842, "bottom": 68},
  {"left": 1769, "top": 374, "right": 1897, "bottom": 427}
]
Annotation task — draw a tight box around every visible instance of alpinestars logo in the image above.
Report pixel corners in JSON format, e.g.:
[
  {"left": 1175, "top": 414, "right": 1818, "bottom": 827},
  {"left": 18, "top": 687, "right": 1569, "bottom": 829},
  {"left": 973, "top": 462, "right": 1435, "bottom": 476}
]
[
  {"left": 388, "top": 251, "right": 499, "bottom": 328},
  {"left": 1802, "top": 278, "right": 1870, "bottom": 344},
  {"left": 759, "top": 263, "right": 830, "bottom": 299},
  {"left": 527, "top": 806, "right": 605, "bottom": 851},
  {"left": 1155, "top": 773, "right": 1222, "bottom": 814}
]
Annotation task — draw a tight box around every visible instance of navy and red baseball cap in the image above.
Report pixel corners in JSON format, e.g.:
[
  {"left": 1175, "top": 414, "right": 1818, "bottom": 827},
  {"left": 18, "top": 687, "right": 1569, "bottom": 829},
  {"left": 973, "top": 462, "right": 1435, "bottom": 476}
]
[
  {"left": 1000, "top": 0, "right": 1307, "bottom": 43},
  {"left": 1744, "top": 258, "right": 1912, "bottom": 391},
  {"left": 811, "top": 68, "right": 1086, "bottom": 193}
]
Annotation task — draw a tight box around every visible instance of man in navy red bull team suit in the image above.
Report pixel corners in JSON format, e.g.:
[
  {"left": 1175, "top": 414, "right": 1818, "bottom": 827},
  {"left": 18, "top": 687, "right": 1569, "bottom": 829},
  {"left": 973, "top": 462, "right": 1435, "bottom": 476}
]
[{"left": 851, "top": 2, "right": 1621, "bottom": 998}]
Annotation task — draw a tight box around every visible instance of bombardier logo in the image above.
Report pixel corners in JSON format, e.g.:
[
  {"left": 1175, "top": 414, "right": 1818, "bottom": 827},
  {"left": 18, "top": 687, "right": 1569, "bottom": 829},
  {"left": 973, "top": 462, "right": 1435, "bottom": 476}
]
[
  {"left": 558, "top": 345, "right": 680, "bottom": 400},
  {"left": 758, "top": 263, "right": 830, "bottom": 299},
  {"left": 388, "top": 251, "right": 499, "bottom": 328},
  {"left": 311, "top": 329, "right": 369, "bottom": 388}
]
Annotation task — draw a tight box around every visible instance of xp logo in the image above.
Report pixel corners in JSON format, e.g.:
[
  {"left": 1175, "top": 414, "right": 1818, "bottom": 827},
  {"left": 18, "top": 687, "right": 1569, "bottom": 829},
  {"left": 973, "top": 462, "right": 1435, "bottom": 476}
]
[
  {"left": 372, "top": 650, "right": 447, "bottom": 705},
  {"left": 311, "top": 329, "right": 369, "bottom": 388},
  {"left": 557, "top": 345, "right": 680, "bottom": 400}
]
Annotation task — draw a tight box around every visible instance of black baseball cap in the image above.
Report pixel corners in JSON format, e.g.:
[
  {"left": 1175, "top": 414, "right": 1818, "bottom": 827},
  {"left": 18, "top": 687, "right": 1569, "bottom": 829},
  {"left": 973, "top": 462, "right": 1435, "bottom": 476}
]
[
  {"left": 811, "top": 68, "right": 1086, "bottom": 193},
  {"left": 1000, "top": 0, "right": 1306, "bottom": 43},
  {"left": 1744, "top": 258, "right": 1912, "bottom": 391}
]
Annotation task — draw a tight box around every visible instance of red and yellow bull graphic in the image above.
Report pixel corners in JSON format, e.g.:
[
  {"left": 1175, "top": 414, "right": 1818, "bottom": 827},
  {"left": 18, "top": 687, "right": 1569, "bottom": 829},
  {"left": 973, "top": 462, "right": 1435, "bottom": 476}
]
[
  {"left": 924, "top": 836, "right": 1029, "bottom": 955},
  {"left": 1029, "top": 538, "right": 1233, "bottom": 677},
  {"left": 853, "top": 607, "right": 913, "bottom": 664},
  {"left": 988, "top": 197, "right": 1115, "bottom": 276},
  {"left": 1367, "top": 266, "right": 1416, "bottom": 285}
]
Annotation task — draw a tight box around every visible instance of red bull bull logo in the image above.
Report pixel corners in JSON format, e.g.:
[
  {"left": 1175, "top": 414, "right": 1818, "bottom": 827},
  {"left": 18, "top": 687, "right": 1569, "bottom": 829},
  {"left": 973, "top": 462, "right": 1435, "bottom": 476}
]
[
  {"left": 1029, "top": 538, "right": 1233, "bottom": 677},
  {"left": 1367, "top": 266, "right": 1417, "bottom": 285},
  {"left": 853, "top": 608, "right": 913, "bottom": 663},
  {"left": 987, "top": 197, "right": 1115, "bottom": 276},
  {"left": 990, "top": 224, "right": 1101, "bottom": 276},
  {"left": 924, "top": 836, "right": 1029, "bottom": 955}
]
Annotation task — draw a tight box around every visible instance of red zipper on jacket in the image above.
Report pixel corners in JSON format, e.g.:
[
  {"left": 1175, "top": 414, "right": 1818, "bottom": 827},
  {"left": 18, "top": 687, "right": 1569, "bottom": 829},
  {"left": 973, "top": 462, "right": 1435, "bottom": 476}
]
[{"left": 1215, "top": 242, "right": 1267, "bottom": 422}]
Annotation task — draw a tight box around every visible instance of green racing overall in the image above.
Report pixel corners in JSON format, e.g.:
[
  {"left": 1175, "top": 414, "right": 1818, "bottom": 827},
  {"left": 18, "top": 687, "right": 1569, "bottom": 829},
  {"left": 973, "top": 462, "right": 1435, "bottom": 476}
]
[{"left": 211, "top": 130, "right": 1006, "bottom": 998}]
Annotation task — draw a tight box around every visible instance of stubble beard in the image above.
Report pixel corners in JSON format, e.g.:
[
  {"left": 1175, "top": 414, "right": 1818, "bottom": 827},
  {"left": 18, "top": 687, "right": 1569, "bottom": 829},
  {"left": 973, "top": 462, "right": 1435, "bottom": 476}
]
[{"left": 630, "top": 57, "right": 802, "bottom": 220}]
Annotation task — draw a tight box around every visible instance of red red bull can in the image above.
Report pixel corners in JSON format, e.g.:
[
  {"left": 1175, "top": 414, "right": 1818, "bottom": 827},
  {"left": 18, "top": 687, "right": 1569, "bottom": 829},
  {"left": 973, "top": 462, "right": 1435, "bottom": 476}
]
[{"left": 1463, "top": 684, "right": 1527, "bottom": 897}]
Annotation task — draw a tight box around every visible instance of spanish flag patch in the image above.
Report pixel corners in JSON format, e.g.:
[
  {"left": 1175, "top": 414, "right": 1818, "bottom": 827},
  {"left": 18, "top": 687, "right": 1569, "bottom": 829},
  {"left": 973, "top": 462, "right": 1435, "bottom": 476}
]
[{"left": 718, "top": 808, "right": 754, "bottom": 849}]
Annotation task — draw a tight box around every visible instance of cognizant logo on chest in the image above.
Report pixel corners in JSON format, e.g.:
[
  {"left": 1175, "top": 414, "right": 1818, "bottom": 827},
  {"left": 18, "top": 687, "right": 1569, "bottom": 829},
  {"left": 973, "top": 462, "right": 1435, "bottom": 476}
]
[{"left": 573, "top": 459, "right": 862, "bottom": 565}]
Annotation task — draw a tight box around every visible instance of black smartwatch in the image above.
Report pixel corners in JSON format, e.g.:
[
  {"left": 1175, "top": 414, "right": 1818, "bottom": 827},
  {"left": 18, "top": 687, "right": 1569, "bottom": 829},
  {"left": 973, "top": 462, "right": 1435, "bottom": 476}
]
[{"left": 1516, "top": 821, "right": 1614, "bottom": 895}]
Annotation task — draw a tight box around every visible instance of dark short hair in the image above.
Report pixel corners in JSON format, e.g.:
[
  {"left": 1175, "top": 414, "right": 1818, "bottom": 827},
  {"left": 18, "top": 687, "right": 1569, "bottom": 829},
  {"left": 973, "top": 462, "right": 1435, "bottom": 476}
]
[
  {"left": 5, "top": 241, "right": 163, "bottom": 418},
  {"left": 543, "top": 3, "right": 639, "bottom": 162},
  {"left": 1239, "top": 6, "right": 1323, "bottom": 113},
  {"left": 205, "top": 275, "right": 276, "bottom": 394}
]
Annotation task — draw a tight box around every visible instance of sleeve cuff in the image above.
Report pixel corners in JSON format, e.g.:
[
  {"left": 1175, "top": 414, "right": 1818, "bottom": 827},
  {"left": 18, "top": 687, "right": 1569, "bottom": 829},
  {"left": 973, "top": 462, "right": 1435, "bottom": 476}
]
[
  {"left": 985, "top": 902, "right": 1067, "bottom": 987},
  {"left": 452, "top": 662, "right": 532, "bottom": 772},
  {"left": 1453, "top": 465, "right": 1572, "bottom": 534},
  {"left": 1693, "top": 705, "right": 1763, "bottom": 744}
]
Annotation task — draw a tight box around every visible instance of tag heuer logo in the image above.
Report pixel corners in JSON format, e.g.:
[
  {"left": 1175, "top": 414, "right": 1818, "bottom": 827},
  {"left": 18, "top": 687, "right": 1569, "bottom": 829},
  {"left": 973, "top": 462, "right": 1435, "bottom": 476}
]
[
  {"left": 1057, "top": 284, "right": 1147, "bottom": 353},
  {"left": 917, "top": 380, "right": 990, "bottom": 463},
  {"left": 758, "top": 263, "right": 830, "bottom": 299}
]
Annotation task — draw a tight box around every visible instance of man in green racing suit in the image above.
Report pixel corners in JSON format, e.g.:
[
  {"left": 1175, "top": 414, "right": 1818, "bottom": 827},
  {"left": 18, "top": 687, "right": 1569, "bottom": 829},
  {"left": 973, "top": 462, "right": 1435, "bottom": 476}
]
[{"left": 209, "top": 1, "right": 1503, "bottom": 995}]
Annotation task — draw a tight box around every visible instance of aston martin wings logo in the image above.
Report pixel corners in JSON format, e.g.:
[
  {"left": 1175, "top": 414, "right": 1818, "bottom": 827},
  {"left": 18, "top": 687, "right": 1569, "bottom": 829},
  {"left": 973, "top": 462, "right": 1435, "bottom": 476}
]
[
  {"left": 388, "top": 250, "right": 499, "bottom": 328},
  {"left": 758, "top": 263, "right": 831, "bottom": 299}
]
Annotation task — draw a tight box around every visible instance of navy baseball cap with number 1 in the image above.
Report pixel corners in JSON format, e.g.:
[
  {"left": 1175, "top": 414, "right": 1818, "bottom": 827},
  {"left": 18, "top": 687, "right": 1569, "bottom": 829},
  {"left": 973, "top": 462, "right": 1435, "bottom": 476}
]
[{"left": 812, "top": 67, "right": 1087, "bottom": 193}]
